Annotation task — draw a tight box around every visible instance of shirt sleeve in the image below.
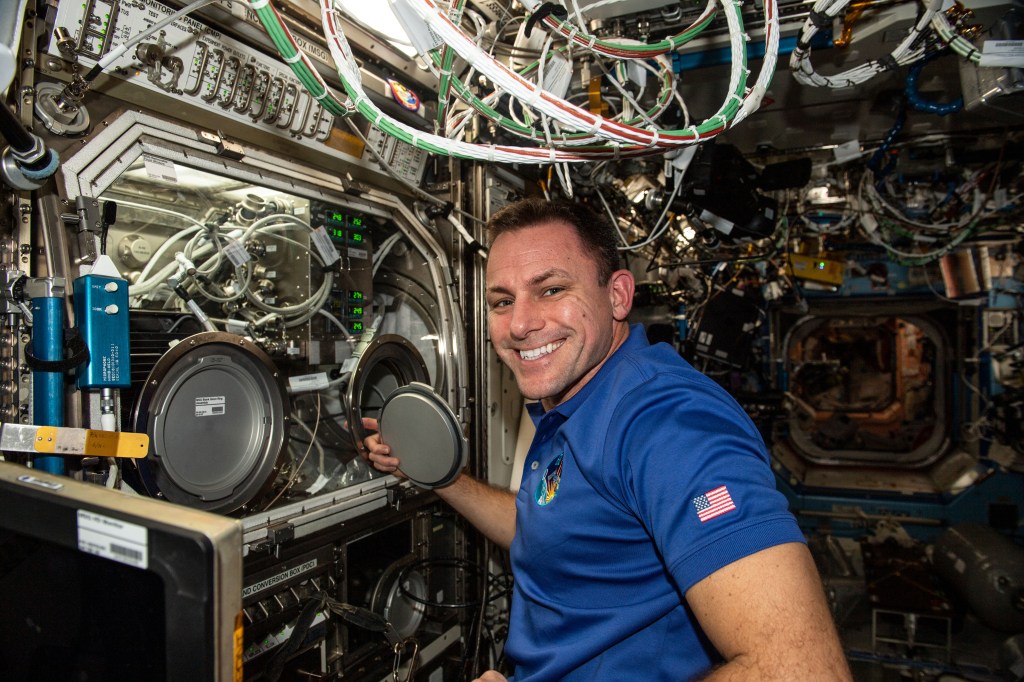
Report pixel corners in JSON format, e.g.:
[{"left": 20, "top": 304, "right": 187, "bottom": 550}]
[{"left": 607, "top": 368, "right": 806, "bottom": 594}]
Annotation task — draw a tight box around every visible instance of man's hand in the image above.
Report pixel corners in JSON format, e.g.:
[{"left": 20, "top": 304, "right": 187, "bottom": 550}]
[
  {"left": 472, "top": 671, "right": 508, "bottom": 682},
  {"left": 362, "top": 417, "right": 517, "bottom": 548},
  {"left": 360, "top": 417, "right": 404, "bottom": 477}
]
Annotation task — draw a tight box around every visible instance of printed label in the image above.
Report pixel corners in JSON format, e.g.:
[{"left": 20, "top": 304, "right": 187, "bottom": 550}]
[
  {"left": 310, "top": 226, "right": 341, "bottom": 266},
  {"left": 143, "top": 155, "right": 177, "bottom": 183},
  {"left": 17, "top": 473, "right": 64, "bottom": 491},
  {"left": 196, "top": 396, "right": 226, "bottom": 417},
  {"left": 77, "top": 509, "right": 148, "bottom": 569},
  {"left": 243, "top": 559, "right": 318, "bottom": 599},
  {"left": 983, "top": 39, "right": 1024, "bottom": 56},
  {"left": 288, "top": 373, "right": 330, "bottom": 392},
  {"left": 981, "top": 40, "right": 1024, "bottom": 67}
]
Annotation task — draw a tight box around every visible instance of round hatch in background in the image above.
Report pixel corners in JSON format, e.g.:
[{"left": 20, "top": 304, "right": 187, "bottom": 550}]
[
  {"left": 345, "top": 334, "right": 429, "bottom": 452},
  {"left": 378, "top": 382, "right": 466, "bottom": 489},
  {"left": 370, "top": 555, "right": 427, "bottom": 641},
  {"left": 131, "top": 332, "right": 289, "bottom": 514}
]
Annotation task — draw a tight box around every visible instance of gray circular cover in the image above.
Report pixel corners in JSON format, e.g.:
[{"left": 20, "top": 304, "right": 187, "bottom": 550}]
[
  {"left": 378, "top": 382, "right": 466, "bottom": 489},
  {"left": 132, "top": 332, "right": 289, "bottom": 513}
]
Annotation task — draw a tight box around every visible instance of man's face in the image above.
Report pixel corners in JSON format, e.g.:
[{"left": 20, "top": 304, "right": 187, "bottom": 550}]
[{"left": 485, "top": 220, "right": 633, "bottom": 410}]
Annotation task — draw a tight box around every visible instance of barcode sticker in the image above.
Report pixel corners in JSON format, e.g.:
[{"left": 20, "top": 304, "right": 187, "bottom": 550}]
[
  {"left": 288, "top": 373, "right": 330, "bottom": 392},
  {"left": 980, "top": 40, "right": 1024, "bottom": 67},
  {"left": 143, "top": 155, "right": 177, "bottom": 183},
  {"left": 196, "top": 396, "right": 226, "bottom": 417},
  {"left": 77, "top": 509, "right": 148, "bottom": 569}
]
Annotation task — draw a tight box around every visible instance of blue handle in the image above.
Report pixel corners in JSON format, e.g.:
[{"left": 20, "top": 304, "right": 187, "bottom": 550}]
[{"left": 30, "top": 296, "right": 65, "bottom": 475}]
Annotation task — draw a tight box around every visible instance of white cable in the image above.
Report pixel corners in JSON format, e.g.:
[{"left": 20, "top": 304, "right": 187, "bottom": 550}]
[
  {"left": 97, "top": 0, "right": 219, "bottom": 70},
  {"left": 790, "top": 0, "right": 938, "bottom": 88},
  {"left": 251, "top": 0, "right": 778, "bottom": 164},
  {"left": 354, "top": 0, "right": 751, "bottom": 149},
  {"left": 322, "top": 3, "right": 604, "bottom": 162},
  {"left": 932, "top": 10, "right": 1024, "bottom": 68},
  {"left": 322, "top": 3, "right": 646, "bottom": 161},
  {"left": 735, "top": 0, "right": 779, "bottom": 124},
  {"left": 448, "top": 215, "right": 488, "bottom": 259},
  {"left": 372, "top": 231, "right": 405, "bottom": 276},
  {"left": 131, "top": 213, "right": 332, "bottom": 327},
  {"left": 17, "top": 300, "right": 33, "bottom": 325}
]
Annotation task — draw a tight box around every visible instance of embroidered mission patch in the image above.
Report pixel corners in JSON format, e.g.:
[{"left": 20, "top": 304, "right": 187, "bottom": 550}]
[{"left": 535, "top": 453, "right": 564, "bottom": 506}]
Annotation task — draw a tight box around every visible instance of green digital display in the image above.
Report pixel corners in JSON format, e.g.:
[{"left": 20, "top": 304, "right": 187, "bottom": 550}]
[
  {"left": 350, "top": 291, "right": 364, "bottom": 301},
  {"left": 322, "top": 209, "right": 365, "bottom": 228},
  {"left": 348, "top": 306, "right": 364, "bottom": 317},
  {"left": 329, "top": 226, "right": 345, "bottom": 240},
  {"left": 351, "top": 232, "right": 363, "bottom": 242},
  {"left": 350, "top": 321, "right": 364, "bottom": 332}
]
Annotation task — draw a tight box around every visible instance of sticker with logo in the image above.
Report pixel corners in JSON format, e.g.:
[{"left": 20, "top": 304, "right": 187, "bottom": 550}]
[
  {"left": 535, "top": 453, "right": 564, "bottom": 506},
  {"left": 387, "top": 79, "right": 420, "bottom": 111}
]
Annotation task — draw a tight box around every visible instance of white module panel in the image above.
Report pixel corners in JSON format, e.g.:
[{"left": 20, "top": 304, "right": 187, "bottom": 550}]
[
  {"left": 52, "top": 0, "right": 334, "bottom": 142},
  {"left": 49, "top": 0, "right": 428, "bottom": 184}
]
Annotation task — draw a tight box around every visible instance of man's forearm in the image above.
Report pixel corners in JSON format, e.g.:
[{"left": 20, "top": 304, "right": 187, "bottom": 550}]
[
  {"left": 698, "top": 652, "right": 851, "bottom": 682},
  {"left": 434, "top": 473, "right": 517, "bottom": 550}
]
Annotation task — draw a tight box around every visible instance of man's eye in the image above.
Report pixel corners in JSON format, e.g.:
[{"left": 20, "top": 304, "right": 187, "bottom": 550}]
[
  {"left": 490, "top": 299, "right": 511, "bottom": 309},
  {"left": 543, "top": 287, "right": 564, "bottom": 296}
]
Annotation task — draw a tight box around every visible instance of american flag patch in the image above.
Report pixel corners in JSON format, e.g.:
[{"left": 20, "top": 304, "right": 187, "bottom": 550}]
[{"left": 693, "top": 485, "right": 736, "bottom": 523}]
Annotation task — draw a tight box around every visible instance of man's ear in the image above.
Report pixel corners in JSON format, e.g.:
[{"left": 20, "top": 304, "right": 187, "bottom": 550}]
[{"left": 608, "top": 269, "right": 635, "bottom": 322}]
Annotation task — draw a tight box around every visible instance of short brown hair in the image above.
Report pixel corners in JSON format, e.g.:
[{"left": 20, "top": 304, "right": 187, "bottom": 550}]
[{"left": 485, "top": 198, "right": 622, "bottom": 284}]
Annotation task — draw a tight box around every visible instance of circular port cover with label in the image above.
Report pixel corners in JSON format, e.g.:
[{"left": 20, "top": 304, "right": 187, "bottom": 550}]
[{"left": 131, "top": 332, "right": 289, "bottom": 513}]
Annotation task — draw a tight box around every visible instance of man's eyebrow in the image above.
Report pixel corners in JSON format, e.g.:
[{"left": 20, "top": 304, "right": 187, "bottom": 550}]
[
  {"left": 529, "top": 268, "right": 572, "bottom": 286},
  {"left": 486, "top": 268, "right": 572, "bottom": 296}
]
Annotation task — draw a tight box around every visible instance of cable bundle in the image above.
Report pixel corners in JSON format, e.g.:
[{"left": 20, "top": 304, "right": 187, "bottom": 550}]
[
  {"left": 790, "top": 0, "right": 1024, "bottom": 89},
  {"left": 246, "top": 0, "right": 780, "bottom": 163},
  {"left": 790, "top": 0, "right": 943, "bottom": 88},
  {"left": 125, "top": 205, "right": 335, "bottom": 329}
]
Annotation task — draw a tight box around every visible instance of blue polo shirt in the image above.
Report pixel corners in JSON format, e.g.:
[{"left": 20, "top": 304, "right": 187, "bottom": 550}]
[{"left": 505, "top": 324, "right": 804, "bottom": 681}]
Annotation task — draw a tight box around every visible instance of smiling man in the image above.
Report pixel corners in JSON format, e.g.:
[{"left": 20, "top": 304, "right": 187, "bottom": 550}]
[{"left": 363, "top": 198, "right": 851, "bottom": 681}]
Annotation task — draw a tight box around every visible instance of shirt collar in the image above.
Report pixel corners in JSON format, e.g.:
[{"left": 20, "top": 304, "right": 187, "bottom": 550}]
[{"left": 527, "top": 323, "right": 649, "bottom": 425}]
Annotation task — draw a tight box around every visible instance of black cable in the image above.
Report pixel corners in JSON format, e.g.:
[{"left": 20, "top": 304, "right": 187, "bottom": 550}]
[
  {"left": 264, "top": 595, "right": 324, "bottom": 682},
  {"left": 24, "top": 328, "right": 91, "bottom": 372},
  {"left": 0, "top": 104, "right": 53, "bottom": 174},
  {"left": 398, "top": 557, "right": 486, "bottom": 609},
  {"left": 466, "top": 555, "right": 489, "bottom": 680},
  {"left": 524, "top": 2, "right": 568, "bottom": 37},
  {"left": 0, "top": 103, "right": 36, "bottom": 152},
  {"left": 100, "top": 201, "right": 116, "bottom": 256},
  {"left": 164, "top": 315, "right": 199, "bottom": 334}
]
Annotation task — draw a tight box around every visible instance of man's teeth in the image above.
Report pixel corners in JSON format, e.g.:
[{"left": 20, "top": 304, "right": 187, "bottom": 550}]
[{"left": 520, "top": 341, "right": 562, "bottom": 361}]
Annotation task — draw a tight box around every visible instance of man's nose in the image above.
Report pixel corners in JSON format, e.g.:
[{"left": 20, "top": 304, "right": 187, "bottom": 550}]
[{"left": 509, "top": 298, "right": 543, "bottom": 339}]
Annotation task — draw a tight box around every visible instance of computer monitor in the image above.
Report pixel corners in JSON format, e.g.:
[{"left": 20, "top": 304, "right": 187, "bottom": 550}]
[{"left": 0, "top": 460, "right": 243, "bottom": 681}]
